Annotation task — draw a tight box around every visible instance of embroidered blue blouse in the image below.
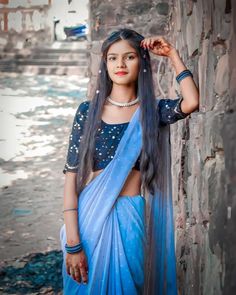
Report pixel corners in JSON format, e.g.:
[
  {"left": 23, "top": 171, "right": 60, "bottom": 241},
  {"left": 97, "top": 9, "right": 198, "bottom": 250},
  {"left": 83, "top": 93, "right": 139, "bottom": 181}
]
[{"left": 63, "top": 97, "right": 190, "bottom": 174}]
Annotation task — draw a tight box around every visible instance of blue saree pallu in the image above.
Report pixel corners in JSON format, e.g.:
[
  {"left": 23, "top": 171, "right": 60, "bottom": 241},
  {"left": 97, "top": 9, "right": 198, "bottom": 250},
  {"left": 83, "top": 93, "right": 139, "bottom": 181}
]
[{"left": 60, "top": 100, "right": 178, "bottom": 295}]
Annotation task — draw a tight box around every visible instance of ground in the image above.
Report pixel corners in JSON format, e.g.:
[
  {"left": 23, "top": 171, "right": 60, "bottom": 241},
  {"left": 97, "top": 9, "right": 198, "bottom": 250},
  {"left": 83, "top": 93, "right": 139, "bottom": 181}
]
[{"left": 0, "top": 72, "right": 89, "bottom": 294}]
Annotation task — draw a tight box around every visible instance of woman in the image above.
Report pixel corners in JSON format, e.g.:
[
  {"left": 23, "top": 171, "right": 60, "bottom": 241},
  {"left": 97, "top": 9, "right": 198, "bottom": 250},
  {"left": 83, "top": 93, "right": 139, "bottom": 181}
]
[{"left": 60, "top": 28, "right": 199, "bottom": 295}]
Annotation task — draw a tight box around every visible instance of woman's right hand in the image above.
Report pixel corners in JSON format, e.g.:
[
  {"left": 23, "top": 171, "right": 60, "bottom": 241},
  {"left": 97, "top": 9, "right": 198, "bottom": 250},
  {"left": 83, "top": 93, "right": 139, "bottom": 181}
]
[{"left": 66, "top": 250, "right": 88, "bottom": 284}]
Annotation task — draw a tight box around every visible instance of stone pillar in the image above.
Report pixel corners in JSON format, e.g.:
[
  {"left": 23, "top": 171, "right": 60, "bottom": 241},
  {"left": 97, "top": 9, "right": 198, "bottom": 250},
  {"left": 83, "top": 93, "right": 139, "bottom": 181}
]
[{"left": 170, "top": 1, "right": 236, "bottom": 294}]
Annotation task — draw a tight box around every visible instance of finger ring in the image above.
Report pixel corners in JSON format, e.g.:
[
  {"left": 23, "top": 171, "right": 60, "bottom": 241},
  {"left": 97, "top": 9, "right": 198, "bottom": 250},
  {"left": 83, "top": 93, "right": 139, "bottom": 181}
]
[{"left": 70, "top": 267, "right": 75, "bottom": 274}]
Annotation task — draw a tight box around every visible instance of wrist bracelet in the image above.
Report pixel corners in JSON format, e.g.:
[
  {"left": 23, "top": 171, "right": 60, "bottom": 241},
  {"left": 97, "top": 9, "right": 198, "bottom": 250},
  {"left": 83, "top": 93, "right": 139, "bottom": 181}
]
[
  {"left": 65, "top": 242, "right": 83, "bottom": 254},
  {"left": 62, "top": 208, "right": 78, "bottom": 213},
  {"left": 176, "top": 69, "right": 193, "bottom": 84}
]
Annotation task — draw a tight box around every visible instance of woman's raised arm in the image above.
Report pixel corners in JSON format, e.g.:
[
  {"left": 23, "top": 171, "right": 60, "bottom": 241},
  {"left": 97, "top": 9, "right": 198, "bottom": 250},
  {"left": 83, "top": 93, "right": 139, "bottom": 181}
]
[
  {"left": 169, "top": 48, "right": 199, "bottom": 114},
  {"left": 141, "top": 36, "right": 199, "bottom": 114}
]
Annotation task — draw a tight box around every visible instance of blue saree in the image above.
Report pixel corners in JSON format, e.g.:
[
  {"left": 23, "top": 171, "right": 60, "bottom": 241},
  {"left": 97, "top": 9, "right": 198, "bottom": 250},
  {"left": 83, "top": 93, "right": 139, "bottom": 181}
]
[{"left": 60, "top": 99, "right": 178, "bottom": 294}]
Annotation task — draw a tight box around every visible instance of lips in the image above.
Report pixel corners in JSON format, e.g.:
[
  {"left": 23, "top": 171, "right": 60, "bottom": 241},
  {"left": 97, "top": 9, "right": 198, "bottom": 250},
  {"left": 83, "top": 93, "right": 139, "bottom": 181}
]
[{"left": 115, "top": 71, "right": 128, "bottom": 76}]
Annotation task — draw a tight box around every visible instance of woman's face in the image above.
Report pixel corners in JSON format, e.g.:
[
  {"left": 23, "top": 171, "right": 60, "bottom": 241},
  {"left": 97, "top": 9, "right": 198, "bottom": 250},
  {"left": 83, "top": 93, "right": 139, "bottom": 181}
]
[{"left": 106, "top": 39, "right": 140, "bottom": 86}]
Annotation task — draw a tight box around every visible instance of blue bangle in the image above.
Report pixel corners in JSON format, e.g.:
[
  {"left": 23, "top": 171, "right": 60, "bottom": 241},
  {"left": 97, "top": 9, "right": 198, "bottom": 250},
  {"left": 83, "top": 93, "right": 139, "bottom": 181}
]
[
  {"left": 176, "top": 69, "right": 193, "bottom": 84},
  {"left": 65, "top": 242, "right": 83, "bottom": 254}
]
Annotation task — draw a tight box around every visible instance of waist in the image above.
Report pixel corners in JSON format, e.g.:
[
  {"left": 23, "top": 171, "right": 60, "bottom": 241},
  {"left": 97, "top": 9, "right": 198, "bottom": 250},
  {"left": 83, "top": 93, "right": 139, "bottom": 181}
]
[{"left": 91, "top": 167, "right": 142, "bottom": 197}]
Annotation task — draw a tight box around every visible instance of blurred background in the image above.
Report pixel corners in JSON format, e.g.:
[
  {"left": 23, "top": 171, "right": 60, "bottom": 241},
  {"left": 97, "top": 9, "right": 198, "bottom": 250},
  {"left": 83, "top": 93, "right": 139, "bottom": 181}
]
[
  {"left": 0, "top": 0, "right": 235, "bottom": 294},
  {"left": 0, "top": 0, "right": 89, "bottom": 293}
]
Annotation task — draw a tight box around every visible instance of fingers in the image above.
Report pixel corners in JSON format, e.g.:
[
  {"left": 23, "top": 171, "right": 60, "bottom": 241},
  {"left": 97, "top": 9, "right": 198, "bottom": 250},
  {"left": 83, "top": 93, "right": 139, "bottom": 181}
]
[
  {"left": 80, "top": 265, "right": 88, "bottom": 284},
  {"left": 66, "top": 252, "right": 89, "bottom": 284},
  {"left": 146, "top": 38, "right": 152, "bottom": 48},
  {"left": 66, "top": 264, "right": 71, "bottom": 275},
  {"left": 74, "top": 269, "right": 83, "bottom": 284},
  {"left": 74, "top": 267, "right": 82, "bottom": 283},
  {"left": 140, "top": 36, "right": 166, "bottom": 49},
  {"left": 68, "top": 265, "right": 84, "bottom": 283},
  {"left": 70, "top": 266, "right": 78, "bottom": 281},
  {"left": 66, "top": 264, "right": 88, "bottom": 284}
]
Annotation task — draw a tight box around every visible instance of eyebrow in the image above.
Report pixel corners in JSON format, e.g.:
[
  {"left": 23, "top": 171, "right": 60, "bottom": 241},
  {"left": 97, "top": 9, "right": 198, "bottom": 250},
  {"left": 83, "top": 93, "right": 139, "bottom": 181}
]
[{"left": 107, "top": 51, "right": 137, "bottom": 56}]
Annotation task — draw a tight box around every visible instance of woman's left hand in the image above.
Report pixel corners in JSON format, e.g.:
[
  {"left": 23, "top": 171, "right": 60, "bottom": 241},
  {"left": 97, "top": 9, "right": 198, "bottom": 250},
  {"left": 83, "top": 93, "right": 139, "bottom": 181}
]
[{"left": 140, "top": 36, "right": 175, "bottom": 57}]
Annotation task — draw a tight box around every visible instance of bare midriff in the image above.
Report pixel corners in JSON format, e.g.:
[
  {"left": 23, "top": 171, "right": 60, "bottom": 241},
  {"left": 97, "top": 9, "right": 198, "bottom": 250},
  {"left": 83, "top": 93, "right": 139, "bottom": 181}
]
[{"left": 89, "top": 168, "right": 142, "bottom": 197}]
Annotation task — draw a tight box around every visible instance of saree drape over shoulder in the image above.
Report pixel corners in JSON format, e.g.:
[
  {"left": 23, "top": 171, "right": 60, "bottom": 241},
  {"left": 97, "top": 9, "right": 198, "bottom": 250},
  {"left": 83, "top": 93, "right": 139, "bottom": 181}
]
[{"left": 60, "top": 99, "right": 178, "bottom": 295}]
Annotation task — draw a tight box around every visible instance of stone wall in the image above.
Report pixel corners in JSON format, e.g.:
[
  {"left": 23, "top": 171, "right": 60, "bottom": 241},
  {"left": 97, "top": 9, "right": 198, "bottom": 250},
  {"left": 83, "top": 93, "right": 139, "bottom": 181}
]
[
  {"left": 170, "top": 1, "right": 235, "bottom": 294},
  {"left": 87, "top": 1, "right": 236, "bottom": 294}
]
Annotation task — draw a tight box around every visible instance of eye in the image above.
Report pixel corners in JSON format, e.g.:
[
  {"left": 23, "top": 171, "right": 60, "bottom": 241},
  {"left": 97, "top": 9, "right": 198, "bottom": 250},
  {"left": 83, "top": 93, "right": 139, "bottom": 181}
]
[
  {"left": 108, "top": 56, "right": 116, "bottom": 61},
  {"left": 126, "top": 55, "right": 135, "bottom": 60},
  {"left": 107, "top": 55, "right": 136, "bottom": 61}
]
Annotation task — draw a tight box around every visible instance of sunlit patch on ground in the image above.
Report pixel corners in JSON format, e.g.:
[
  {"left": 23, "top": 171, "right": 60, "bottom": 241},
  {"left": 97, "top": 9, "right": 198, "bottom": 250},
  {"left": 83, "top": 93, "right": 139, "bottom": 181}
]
[
  {"left": 0, "top": 168, "right": 29, "bottom": 188},
  {"left": 0, "top": 74, "right": 89, "bottom": 187}
]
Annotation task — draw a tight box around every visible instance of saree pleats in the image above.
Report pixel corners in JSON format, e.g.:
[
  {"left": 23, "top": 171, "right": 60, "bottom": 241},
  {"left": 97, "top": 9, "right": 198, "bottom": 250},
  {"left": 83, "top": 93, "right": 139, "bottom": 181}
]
[
  {"left": 91, "top": 195, "right": 146, "bottom": 294},
  {"left": 60, "top": 100, "right": 178, "bottom": 295},
  {"left": 60, "top": 193, "right": 146, "bottom": 294}
]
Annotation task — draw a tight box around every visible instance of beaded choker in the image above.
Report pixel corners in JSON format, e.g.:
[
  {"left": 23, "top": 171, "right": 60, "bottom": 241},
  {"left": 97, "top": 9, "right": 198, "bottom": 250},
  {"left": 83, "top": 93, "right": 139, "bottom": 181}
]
[{"left": 106, "top": 96, "right": 140, "bottom": 107}]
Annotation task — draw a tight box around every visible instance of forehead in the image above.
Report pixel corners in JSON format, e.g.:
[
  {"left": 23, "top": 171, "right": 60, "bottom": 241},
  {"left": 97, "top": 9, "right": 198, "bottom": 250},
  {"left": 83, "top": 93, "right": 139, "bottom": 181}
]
[{"left": 107, "top": 40, "right": 137, "bottom": 55}]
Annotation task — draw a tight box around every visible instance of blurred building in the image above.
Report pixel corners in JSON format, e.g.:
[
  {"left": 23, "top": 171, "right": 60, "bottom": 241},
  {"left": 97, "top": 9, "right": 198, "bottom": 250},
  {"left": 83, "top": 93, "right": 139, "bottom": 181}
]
[{"left": 0, "top": 0, "right": 89, "bottom": 51}]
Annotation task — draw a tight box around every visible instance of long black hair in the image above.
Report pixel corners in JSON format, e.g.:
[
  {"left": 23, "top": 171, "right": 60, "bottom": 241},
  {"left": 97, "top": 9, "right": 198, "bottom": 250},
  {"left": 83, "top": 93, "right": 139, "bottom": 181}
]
[{"left": 76, "top": 28, "right": 161, "bottom": 195}]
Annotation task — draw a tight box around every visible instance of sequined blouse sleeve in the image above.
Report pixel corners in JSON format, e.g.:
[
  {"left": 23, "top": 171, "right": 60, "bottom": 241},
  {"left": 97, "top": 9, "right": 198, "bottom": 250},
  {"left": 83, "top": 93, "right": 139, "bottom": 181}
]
[
  {"left": 63, "top": 101, "right": 90, "bottom": 174},
  {"left": 158, "top": 96, "right": 191, "bottom": 125}
]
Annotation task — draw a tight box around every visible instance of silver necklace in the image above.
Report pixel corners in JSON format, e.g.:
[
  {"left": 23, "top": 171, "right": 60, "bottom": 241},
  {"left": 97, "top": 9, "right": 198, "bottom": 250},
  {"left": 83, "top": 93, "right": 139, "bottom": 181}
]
[{"left": 106, "top": 96, "right": 140, "bottom": 107}]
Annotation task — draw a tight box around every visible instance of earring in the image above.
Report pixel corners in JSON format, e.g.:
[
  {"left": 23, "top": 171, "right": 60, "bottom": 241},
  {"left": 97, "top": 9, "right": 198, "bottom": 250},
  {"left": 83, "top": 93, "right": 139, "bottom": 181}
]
[
  {"left": 96, "top": 90, "right": 100, "bottom": 94},
  {"left": 98, "top": 69, "right": 101, "bottom": 74},
  {"left": 143, "top": 69, "right": 147, "bottom": 73}
]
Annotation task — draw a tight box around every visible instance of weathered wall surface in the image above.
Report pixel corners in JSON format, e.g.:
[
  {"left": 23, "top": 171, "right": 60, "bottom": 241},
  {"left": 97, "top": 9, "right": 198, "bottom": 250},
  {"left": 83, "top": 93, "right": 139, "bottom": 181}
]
[
  {"left": 170, "top": 1, "right": 235, "bottom": 294},
  {"left": 88, "top": 1, "right": 235, "bottom": 294}
]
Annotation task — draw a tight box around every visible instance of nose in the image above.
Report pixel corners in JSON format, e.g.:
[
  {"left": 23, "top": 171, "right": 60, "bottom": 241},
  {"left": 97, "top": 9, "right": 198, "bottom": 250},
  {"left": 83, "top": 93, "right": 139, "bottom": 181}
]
[{"left": 116, "top": 57, "right": 126, "bottom": 68}]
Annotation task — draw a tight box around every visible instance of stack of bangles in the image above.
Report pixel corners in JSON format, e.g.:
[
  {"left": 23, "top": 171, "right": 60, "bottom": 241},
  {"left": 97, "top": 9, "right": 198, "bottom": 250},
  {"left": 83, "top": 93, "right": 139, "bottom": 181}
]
[
  {"left": 65, "top": 242, "right": 83, "bottom": 254},
  {"left": 176, "top": 69, "right": 193, "bottom": 84}
]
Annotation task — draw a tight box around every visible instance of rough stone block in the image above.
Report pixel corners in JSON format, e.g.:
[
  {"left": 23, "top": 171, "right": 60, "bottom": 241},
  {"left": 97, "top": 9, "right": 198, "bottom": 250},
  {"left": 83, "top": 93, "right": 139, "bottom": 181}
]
[
  {"left": 199, "top": 112, "right": 224, "bottom": 163},
  {"left": 156, "top": 2, "right": 169, "bottom": 16},
  {"left": 198, "top": 38, "right": 216, "bottom": 111},
  {"left": 212, "top": 0, "right": 231, "bottom": 41},
  {"left": 214, "top": 54, "right": 229, "bottom": 96},
  {"left": 186, "top": 2, "right": 203, "bottom": 57}
]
